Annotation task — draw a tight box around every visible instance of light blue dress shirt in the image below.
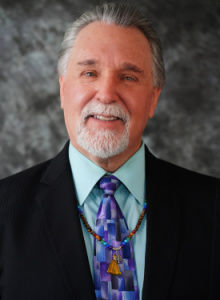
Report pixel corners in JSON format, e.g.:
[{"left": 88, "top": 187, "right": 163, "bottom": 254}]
[{"left": 68, "top": 142, "right": 147, "bottom": 296}]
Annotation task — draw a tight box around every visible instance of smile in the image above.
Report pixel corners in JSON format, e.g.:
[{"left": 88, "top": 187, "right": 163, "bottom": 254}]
[{"left": 92, "top": 115, "right": 120, "bottom": 121}]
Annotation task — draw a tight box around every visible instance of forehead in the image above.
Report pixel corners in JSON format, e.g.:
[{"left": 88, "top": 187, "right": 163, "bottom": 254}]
[{"left": 69, "top": 22, "right": 152, "bottom": 68}]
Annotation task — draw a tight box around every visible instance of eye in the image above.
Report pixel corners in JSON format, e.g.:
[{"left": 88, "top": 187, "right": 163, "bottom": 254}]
[
  {"left": 124, "top": 76, "right": 134, "bottom": 81},
  {"left": 84, "top": 71, "right": 96, "bottom": 77},
  {"left": 121, "top": 75, "right": 137, "bottom": 82}
]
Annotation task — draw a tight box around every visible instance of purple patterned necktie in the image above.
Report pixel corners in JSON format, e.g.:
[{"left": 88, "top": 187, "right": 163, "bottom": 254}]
[{"left": 94, "top": 175, "right": 139, "bottom": 300}]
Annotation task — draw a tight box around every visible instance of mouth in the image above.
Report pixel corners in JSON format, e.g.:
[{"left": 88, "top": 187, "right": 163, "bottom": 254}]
[{"left": 88, "top": 115, "right": 121, "bottom": 122}]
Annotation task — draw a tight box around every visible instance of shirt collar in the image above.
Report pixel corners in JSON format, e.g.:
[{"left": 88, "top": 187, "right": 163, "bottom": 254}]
[
  {"left": 113, "top": 143, "right": 145, "bottom": 204},
  {"left": 68, "top": 142, "right": 145, "bottom": 206}
]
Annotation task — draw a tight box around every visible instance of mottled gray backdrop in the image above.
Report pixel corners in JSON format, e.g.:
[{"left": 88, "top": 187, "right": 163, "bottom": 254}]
[{"left": 0, "top": 0, "right": 219, "bottom": 179}]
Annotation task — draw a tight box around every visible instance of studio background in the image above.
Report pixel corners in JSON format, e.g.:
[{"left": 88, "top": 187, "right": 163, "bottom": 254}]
[{"left": 0, "top": 0, "right": 219, "bottom": 179}]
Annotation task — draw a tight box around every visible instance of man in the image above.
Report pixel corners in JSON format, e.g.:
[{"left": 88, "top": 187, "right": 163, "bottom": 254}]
[{"left": 0, "top": 3, "right": 219, "bottom": 300}]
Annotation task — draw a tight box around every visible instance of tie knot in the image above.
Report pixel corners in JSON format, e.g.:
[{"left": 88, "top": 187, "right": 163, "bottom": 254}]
[{"left": 99, "top": 175, "right": 120, "bottom": 195}]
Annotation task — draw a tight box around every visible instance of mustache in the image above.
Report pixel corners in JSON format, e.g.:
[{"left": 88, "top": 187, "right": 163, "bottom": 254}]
[{"left": 80, "top": 102, "right": 130, "bottom": 124}]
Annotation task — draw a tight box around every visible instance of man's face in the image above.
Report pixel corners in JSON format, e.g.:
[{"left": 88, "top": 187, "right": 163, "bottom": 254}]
[{"left": 59, "top": 22, "right": 161, "bottom": 162}]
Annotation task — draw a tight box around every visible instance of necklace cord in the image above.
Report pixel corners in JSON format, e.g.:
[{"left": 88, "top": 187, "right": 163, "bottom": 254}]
[{"left": 77, "top": 202, "right": 147, "bottom": 250}]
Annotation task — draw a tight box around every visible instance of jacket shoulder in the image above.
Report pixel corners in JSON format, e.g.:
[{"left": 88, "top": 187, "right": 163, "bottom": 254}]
[
  {"left": 145, "top": 147, "right": 219, "bottom": 192},
  {"left": 0, "top": 160, "right": 52, "bottom": 212},
  {"left": 160, "top": 156, "right": 218, "bottom": 184},
  {"left": 0, "top": 159, "right": 51, "bottom": 187},
  {"left": 0, "top": 141, "right": 70, "bottom": 215}
]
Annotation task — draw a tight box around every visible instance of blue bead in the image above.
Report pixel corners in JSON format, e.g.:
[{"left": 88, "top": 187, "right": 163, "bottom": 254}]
[{"left": 122, "top": 242, "right": 125, "bottom": 245}]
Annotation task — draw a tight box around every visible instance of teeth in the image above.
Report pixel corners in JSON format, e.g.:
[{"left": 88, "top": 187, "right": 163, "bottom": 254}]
[{"left": 93, "top": 115, "right": 118, "bottom": 121}]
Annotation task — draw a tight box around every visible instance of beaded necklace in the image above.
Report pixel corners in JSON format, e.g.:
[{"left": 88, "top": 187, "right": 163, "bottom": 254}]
[{"left": 77, "top": 202, "right": 147, "bottom": 274}]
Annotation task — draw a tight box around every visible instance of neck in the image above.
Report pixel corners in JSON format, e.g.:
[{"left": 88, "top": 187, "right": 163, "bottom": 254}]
[{"left": 89, "top": 155, "right": 128, "bottom": 173}]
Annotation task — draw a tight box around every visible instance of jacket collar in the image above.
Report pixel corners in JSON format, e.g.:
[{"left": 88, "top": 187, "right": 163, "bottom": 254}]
[
  {"left": 37, "top": 141, "right": 96, "bottom": 299},
  {"left": 142, "top": 147, "right": 182, "bottom": 300}
]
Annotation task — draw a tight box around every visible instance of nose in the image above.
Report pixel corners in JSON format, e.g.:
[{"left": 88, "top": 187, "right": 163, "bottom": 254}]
[{"left": 95, "top": 74, "right": 119, "bottom": 104}]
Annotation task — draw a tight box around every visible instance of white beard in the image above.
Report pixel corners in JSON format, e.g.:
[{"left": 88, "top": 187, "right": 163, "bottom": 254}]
[{"left": 76, "top": 102, "right": 130, "bottom": 159}]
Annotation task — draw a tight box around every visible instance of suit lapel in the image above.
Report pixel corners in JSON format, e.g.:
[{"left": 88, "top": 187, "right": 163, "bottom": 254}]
[
  {"left": 36, "top": 142, "right": 96, "bottom": 300},
  {"left": 142, "top": 148, "right": 182, "bottom": 300}
]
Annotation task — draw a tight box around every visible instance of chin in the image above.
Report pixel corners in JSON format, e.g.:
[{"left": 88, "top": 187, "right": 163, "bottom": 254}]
[{"left": 76, "top": 127, "right": 129, "bottom": 159}]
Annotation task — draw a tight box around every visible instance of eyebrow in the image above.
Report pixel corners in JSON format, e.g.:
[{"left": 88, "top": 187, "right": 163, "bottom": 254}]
[
  {"left": 77, "top": 59, "right": 97, "bottom": 66},
  {"left": 121, "top": 63, "right": 144, "bottom": 74},
  {"left": 77, "top": 60, "right": 144, "bottom": 74}
]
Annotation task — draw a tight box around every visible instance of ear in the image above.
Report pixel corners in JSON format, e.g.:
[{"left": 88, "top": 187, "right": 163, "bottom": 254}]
[
  {"left": 59, "top": 76, "right": 65, "bottom": 109},
  {"left": 149, "top": 87, "right": 162, "bottom": 118}
]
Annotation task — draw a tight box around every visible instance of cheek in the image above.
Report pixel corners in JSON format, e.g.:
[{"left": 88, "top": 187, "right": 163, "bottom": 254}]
[
  {"left": 64, "top": 82, "right": 96, "bottom": 112},
  {"left": 129, "top": 95, "right": 151, "bottom": 117},
  {"left": 128, "top": 95, "right": 152, "bottom": 127}
]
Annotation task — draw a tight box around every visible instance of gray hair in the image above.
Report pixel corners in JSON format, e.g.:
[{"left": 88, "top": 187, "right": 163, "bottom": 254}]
[{"left": 57, "top": 3, "right": 165, "bottom": 88}]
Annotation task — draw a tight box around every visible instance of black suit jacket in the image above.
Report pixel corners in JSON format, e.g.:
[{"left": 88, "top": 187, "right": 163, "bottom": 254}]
[{"left": 0, "top": 142, "right": 220, "bottom": 300}]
